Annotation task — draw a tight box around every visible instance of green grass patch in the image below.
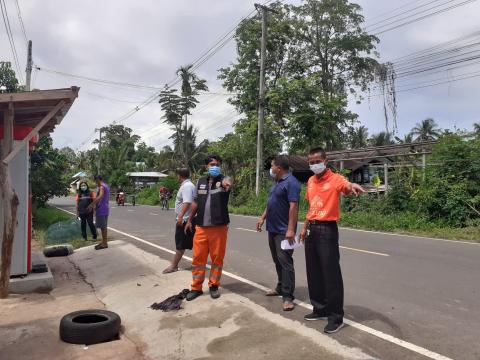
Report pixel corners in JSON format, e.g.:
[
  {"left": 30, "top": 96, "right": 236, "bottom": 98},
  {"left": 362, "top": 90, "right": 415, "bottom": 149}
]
[{"left": 32, "top": 205, "right": 97, "bottom": 249}]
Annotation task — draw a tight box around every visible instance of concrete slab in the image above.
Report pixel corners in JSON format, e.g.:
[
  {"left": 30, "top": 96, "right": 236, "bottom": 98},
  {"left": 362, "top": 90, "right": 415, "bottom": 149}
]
[
  {"left": 9, "top": 268, "right": 54, "bottom": 294},
  {"left": 71, "top": 241, "right": 374, "bottom": 360},
  {"left": 0, "top": 256, "right": 144, "bottom": 360}
]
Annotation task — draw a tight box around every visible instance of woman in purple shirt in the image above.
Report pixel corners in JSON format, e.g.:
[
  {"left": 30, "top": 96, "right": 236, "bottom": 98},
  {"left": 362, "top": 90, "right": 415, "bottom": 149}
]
[{"left": 88, "top": 175, "right": 110, "bottom": 250}]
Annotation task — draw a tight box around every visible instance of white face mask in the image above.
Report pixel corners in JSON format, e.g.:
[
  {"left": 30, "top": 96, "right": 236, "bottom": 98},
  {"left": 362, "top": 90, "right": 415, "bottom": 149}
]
[
  {"left": 269, "top": 168, "right": 276, "bottom": 178},
  {"left": 80, "top": 186, "right": 88, "bottom": 191},
  {"left": 310, "top": 162, "right": 326, "bottom": 174}
]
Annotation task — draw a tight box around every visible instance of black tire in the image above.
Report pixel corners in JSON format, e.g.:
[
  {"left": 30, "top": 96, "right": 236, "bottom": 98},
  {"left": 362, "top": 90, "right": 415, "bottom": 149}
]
[
  {"left": 60, "top": 309, "right": 121, "bottom": 345},
  {"left": 44, "top": 245, "right": 73, "bottom": 257}
]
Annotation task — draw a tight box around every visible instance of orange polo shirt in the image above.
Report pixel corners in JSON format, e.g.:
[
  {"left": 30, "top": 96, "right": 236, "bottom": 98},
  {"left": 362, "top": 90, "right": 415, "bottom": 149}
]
[{"left": 305, "top": 169, "right": 351, "bottom": 222}]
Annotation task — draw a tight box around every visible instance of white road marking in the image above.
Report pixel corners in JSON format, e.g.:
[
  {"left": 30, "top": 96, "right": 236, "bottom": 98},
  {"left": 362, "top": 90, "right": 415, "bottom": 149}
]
[
  {"left": 339, "top": 245, "right": 389, "bottom": 257},
  {"left": 127, "top": 209, "right": 135, "bottom": 212},
  {"left": 149, "top": 212, "right": 159, "bottom": 216},
  {"left": 235, "top": 227, "right": 258, "bottom": 233},
  {"left": 235, "top": 227, "right": 389, "bottom": 257},
  {"left": 54, "top": 204, "right": 453, "bottom": 360}
]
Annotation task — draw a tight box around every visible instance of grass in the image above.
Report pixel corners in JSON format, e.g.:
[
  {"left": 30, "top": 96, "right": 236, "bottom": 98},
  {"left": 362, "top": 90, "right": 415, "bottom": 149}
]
[{"left": 32, "top": 205, "right": 98, "bottom": 249}]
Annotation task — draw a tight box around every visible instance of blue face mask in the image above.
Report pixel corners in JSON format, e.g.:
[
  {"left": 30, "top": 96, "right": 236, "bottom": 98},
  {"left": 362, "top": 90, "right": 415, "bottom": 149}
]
[
  {"left": 208, "top": 166, "right": 221, "bottom": 177},
  {"left": 310, "top": 162, "right": 326, "bottom": 174}
]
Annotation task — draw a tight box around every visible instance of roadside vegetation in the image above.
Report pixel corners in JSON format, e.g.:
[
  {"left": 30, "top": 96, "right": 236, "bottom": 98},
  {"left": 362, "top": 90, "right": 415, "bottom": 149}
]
[{"left": 32, "top": 205, "right": 96, "bottom": 250}]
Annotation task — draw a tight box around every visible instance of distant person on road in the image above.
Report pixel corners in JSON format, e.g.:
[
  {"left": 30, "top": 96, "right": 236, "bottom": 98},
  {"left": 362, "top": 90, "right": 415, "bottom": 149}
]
[
  {"left": 76, "top": 181, "right": 97, "bottom": 241},
  {"left": 159, "top": 185, "right": 170, "bottom": 210},
  {"left": 163, "top": 168, "right": 197, "bottom": 274},
  {"left": 256, "top": 155, "right": 300, "bottom": 312},
  {"left": 299, "top": 147, "right": 365, "bottom": 334},
  {"left": 184, "top": 154, "right": 232, "bottom": 301},
  {"left": 88, "top": 175, "right": 110, "bottom": 250}
]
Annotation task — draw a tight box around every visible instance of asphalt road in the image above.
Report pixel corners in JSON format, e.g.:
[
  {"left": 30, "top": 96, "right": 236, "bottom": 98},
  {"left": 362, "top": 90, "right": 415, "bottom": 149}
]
[{"left": 51, "top": 197, "right": 480, "bottom": 360}]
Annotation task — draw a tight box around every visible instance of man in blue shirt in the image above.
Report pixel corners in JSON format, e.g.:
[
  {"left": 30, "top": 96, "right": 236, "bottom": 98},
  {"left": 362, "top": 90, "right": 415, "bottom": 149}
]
[{"left": 256, "top": 155, "right": 301, "bottom": 311}]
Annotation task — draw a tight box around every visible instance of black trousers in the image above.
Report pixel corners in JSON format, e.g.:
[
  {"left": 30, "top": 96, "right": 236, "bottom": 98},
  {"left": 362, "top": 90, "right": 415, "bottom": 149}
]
[
  {"left": 268, "top": 232, "right": 295, "bottom": 301},
  {"left": 305, "top": 221, "right": 344, "bottom": 323},
  {"left": 80, "top": 212, "right": 97, "bottom": 240}
]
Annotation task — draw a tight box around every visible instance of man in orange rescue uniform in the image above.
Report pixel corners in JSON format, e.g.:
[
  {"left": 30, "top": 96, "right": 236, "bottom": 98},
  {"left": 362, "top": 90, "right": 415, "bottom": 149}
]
[
  {"left": 185, "top": 154, "right": 232, "bottom": 301},
  {"left": 300, "top": 147, "right": 365, "bottom": 334}
]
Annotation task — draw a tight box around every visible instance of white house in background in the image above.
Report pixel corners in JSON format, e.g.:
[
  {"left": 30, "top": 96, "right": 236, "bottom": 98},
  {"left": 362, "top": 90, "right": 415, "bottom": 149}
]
[{"left": 126, "top": 171, "right": 168, "bottom": 188}]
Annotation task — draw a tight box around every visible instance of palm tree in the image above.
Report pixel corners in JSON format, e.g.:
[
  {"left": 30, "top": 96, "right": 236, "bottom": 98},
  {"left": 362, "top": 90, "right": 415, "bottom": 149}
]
[
  {"left": 410, "top": 118, "right": 441, "bottom": 142},
  {"left": 369, "top": 132, "right": 394, "bottom": 147},
  {"left": 349, "top": 126, "right": 369, "bottom": 149},
  {"left": 395, "top": 133, "right": 414, "bottom": 144},
  {"left": 175, "top": 65, "right": 208, "bottom": 166},
  {"left": 473, "top": 122, "right": 480, "bottom": 135}
]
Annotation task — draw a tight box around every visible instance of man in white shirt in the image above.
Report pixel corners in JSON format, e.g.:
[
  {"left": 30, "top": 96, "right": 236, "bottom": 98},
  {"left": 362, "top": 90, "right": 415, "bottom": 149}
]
[{"left": 162, "top": 168, "right": 197, "bottom": 274}]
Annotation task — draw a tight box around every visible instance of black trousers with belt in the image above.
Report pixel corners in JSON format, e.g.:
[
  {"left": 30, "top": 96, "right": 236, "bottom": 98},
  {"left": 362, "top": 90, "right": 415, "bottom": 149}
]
[{"left": 305, "top": 221, "right": 344, "bottom": 323}]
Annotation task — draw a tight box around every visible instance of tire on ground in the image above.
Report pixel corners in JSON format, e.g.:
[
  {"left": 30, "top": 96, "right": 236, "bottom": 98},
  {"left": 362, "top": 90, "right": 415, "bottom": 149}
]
[
  {"left": 60, "top": 309, "right": 121, "bottom": 345},
  {"left": 43, "top": 244, "right": 74, "bottom": 257}
]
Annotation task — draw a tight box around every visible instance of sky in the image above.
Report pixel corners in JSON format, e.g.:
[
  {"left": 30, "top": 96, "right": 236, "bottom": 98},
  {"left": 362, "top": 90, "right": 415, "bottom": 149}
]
[{"left": 1, "top": 0, "right": 480, "bottom": 151}]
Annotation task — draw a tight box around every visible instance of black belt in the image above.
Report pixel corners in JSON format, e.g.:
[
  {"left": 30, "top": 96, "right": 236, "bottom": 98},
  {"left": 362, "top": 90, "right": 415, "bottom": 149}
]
[{"left": 309, "top": 220, "right": 337, "bottom": 226}]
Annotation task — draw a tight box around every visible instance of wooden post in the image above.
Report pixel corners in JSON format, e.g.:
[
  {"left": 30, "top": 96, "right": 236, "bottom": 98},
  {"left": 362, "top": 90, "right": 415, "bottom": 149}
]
[{"left": 0, "top": 102, "right": 20, "bottom": 298}]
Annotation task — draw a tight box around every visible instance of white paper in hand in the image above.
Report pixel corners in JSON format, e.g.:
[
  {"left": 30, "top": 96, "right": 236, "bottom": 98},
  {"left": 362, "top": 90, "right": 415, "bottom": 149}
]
[{"left": 281, "top": 237, "right": 303, "bottom": 250}]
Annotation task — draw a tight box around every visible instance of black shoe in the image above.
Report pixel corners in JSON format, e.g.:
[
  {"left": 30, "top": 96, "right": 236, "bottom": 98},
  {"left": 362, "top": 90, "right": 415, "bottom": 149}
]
[
  {"left": 304, "top": 311, "right": 329, "bottom": 321},
  {"left": 324, "top": 321, "right": 344, "bottom": 333},
  {"left": 186, "top": 290, "right": 203, "bottom": 301},
  {"left": 209, "top": 286, "right": 220, "bottom": 299}
]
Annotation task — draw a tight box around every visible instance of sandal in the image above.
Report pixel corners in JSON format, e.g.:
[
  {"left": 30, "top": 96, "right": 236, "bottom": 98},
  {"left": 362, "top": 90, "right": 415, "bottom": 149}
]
[
  {"left": 265, "top": 289, "right": 280, "bottom": 296},
  {"left": 162, "top": 267, "right": 179, "bottom": 274},
  {"left": 283, "top": 300, "right": 295, "bottom": 311},
  {"left": 94, "top": 243, "right": 108, "bottom": 250}
]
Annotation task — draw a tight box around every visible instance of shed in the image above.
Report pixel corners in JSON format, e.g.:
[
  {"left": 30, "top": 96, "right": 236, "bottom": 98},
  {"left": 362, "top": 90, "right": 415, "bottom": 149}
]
[{"left": 0, "top": 87, "right": 79, "bottom": 297}]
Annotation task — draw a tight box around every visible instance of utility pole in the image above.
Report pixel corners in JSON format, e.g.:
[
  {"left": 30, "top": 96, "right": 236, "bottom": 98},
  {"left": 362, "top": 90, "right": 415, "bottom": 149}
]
[
  {"left": 95, "top": 128, "right": 103, "bottom": 175},
  {"left": 255, "top": 3, "right": 269, "bottom": 196},
  {"left": 25, "top": 41, "right": 32, "bottom": 91}
]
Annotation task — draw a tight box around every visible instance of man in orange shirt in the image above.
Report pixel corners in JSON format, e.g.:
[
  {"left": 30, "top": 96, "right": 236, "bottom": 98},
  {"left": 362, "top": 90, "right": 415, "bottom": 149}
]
[{"left": 299, "top": 147, "right": 365, "bottom": 334}]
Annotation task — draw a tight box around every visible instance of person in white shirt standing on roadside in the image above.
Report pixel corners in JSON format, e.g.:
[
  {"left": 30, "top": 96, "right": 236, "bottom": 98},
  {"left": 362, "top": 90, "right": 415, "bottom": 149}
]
[{"left": 163, "top": 168, "right": 197, "bottom": 274}]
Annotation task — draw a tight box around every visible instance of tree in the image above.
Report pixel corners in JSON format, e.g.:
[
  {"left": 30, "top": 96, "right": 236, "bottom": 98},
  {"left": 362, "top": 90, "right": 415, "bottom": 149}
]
[
  {"left": 473, "top": 122, "right": 480, "bottom": 136},
  {"left": 0, "top": 62, "right": 20, "bottom": 93},
  {"left": 348, "top": 126, "right": 369, "bottom": 149},
  {"left": 30, "top": 136, "right": 70, "bottom": 205},
  {"left": 176, "top": 65, "right": 208, "bottom": 165},
  {"left": 410, "top": 118, "right": 442, "bottom": 142},
  {"left": 59, "top": 147, "right": 77, "bottom": 171},
  {"left": 369, "top": 132, "right": 394, "bottom": 147},
  {"left": 219, "top": 0, "right": 379, "bottom": 151}
]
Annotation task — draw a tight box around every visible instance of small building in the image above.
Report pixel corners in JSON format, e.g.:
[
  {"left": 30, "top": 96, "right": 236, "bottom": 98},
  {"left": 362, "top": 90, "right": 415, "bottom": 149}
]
[
  {"left": 276, "top": 141, "right": 437, "bottom": 193},
  {"left": 0, "top": 87, "right": 79, "bottom": 294},
  {"left": 70, "top": 171, "right": 89, "bottom": 193},
  {"left": 126, "top": 171, "right": 168, "bottom": 188}
]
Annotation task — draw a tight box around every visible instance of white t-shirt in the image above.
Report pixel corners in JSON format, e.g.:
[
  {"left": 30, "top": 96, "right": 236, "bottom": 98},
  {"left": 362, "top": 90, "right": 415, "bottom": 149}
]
[{"left": 175, "top": 179, "right": 196, "bottom": 221}]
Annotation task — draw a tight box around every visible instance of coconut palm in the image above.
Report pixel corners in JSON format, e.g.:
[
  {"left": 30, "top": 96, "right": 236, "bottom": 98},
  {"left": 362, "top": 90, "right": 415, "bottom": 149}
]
[
  {"left": 349, "top": 126, "right": 369, "bottom": 149},
  {"left": 410, "top": 118, "right": 441, "bottom": 142},
  {"left": 473, "top": 122, "right": 480, "bottom": 135},
  {"left": 369, "top": 132, "right": 394, "bottom": 147}
]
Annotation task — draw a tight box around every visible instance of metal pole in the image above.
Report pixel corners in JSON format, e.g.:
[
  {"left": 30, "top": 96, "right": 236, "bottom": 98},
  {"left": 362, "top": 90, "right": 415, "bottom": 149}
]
[
  {"left": 422, "top": 153, "right": 426, "bottom": 181},
  {"left": 384, "top": 163, "right": 389, "bottom": 194},
  {"left": 96, "top": 128, "right": 103, "bottom": 175},
  {"left": 25, "top": 41, "right": 32, "bottom": 91},
  {"left": 255, "top": 4, "right": 267, "bottom": 196}
]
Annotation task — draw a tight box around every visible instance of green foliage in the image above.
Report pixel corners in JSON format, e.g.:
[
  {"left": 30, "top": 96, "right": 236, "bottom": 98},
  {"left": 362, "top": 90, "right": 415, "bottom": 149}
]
[
  {"left": 30, "top": 136, "right": 70, "bottom": 206},
  {"left": 136, "top": 176, "right": 180, "bottom": 206},
  {"left": 32, "top": 204, "right": 72, "bottom": 230},
  {"left": 0, "top": 61, "right": 21, "bottom": 93}
]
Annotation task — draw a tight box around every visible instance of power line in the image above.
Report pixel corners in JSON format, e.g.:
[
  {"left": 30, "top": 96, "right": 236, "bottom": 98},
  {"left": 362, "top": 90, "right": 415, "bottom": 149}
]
[
  {"left": 14, "top": 0, "right": 27, "bottom": 44},
  {"left": 372, "top": 0, "right": 478, "bottom": 36},
  {"left": 0, "top": 0, "right": 24, "bottom": 83}
]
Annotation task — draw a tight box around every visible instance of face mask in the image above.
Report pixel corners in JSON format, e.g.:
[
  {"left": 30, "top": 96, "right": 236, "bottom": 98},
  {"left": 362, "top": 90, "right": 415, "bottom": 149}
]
[
  {"left": 80, "top": 186, "right": 88, "bottom": 191},
  {"left": 310, "top": 162, "right": 326, "bottom": 174},
  {"left": 208, "top": 166, "right": 221, "bottom": 177},
  {"left": 269, "top": 168, "right": 277, "bottom": 178}
]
